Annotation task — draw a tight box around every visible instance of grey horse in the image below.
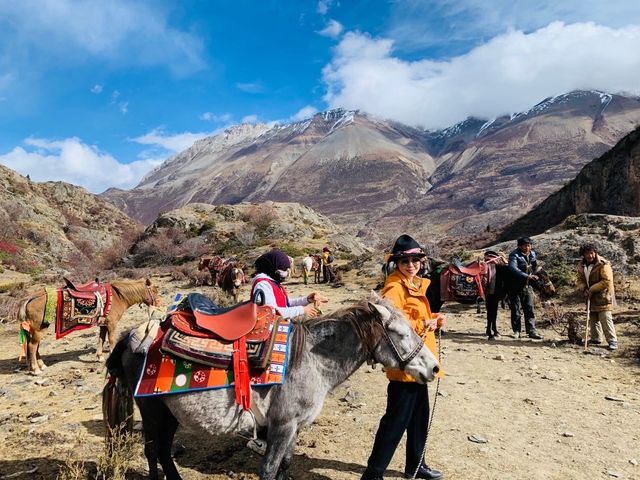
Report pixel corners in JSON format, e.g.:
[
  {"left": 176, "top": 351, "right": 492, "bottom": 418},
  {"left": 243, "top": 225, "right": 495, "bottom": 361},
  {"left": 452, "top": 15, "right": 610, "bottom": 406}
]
[{"left": 103, "top": 292, "right": 440, "bottom": 480}]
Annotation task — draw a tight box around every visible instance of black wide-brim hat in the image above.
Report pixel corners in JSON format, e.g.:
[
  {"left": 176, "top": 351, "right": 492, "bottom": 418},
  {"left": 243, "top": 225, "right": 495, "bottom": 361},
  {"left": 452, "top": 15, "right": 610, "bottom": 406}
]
[{"left": 390, "top": 234, "right": 426, "bottom": 261}]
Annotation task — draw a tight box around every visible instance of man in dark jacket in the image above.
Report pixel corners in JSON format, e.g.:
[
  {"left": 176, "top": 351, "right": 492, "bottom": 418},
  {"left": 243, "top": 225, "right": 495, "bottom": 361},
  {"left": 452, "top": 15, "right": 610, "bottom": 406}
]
[{"left": 508, "top": 237, "right": 543, "bottom": 339}]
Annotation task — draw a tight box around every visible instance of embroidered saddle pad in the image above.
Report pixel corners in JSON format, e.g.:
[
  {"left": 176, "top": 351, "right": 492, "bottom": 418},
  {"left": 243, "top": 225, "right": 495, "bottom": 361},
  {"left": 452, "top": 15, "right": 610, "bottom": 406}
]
[
  {"left": 134, "top": 320, "right": 291, "bottom": 397},
  {"left": 160, "top": 293, "right": 280, "bottom": 370},
  {"left": 54, "top": 283, "right": 112, "bottom": 339}
]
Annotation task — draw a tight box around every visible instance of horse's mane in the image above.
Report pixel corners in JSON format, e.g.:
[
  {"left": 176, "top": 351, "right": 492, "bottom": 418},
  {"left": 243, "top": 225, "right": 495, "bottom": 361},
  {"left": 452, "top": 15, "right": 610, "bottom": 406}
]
[
  {"left": 111, "top": 278, "right": 150, "bottom": 304},
  {"left": 288, "top": 301, "right": 385, "bottom": 369}
]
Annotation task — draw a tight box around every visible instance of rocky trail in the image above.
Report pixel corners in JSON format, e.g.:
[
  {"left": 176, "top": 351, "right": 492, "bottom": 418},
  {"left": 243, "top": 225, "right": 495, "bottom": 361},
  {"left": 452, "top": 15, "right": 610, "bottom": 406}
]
[{"left": 0, "top": 273, "right": 638, "bottom": 480}]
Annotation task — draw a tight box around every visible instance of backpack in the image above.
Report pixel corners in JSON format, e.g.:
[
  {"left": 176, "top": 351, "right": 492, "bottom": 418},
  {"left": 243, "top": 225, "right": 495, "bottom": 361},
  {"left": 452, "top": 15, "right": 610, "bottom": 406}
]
[{"left": 327, "top": 254, "right": 335, "bottom": 264}]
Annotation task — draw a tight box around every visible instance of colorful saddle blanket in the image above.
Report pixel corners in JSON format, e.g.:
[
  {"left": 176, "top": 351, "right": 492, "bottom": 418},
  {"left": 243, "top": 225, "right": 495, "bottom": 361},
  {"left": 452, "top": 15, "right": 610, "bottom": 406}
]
[
  {"left": 134, "top": 318, "right": 291, "bottom": 397},
  {"left": 50, "top": 282, "right": 112, "bottom": 339}
]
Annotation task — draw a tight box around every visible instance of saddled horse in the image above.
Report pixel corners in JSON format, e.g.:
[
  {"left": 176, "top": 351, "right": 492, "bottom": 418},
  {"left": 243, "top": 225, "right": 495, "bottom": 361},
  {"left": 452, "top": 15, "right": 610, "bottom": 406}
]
[
  {"left": 421, "top": 256, "right": 555, "bottom": 339},
  {"left": 17, "top": 278, "right": 162, "bottom": 375},
  {"left": 217, "top": 261, "right": 246, "bottom": 303},
  {"left": 198, "top": 255, "right": 226, "bottom": 286},
  {"left": 103, "top": 292, "right": 440, "bottom": 480},
  {"left": 300, "top": 254, "right": 321, "bottom": 285}
]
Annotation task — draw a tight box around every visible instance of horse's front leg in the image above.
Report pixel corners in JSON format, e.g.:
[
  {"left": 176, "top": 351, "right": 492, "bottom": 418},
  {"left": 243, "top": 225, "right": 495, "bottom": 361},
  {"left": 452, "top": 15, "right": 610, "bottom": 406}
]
[
  {"left": 36, "top": 342, "right": 47, "bottom": 371},
  {"left": 260, "top": 421, "right": 297, "bottom": 480}
]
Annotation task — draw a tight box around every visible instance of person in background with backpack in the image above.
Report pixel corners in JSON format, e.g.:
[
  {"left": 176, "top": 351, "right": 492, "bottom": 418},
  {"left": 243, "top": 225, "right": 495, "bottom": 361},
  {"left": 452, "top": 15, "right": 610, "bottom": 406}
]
[{"left": 321, "top": 246, "right": 336, "bottom": 283}]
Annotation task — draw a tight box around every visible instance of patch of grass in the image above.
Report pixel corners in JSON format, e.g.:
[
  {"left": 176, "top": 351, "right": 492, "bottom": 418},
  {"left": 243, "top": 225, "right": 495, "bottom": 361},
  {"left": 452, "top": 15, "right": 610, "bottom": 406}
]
[{"left": 97, "top": 426, "right": 141, "bottom": 480}]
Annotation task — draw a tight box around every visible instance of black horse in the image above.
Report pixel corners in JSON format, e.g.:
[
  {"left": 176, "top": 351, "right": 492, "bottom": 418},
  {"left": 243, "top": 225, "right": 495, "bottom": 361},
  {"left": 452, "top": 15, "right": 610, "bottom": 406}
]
[{"left": 422, "top": 258, "right": 556, "bottom": 339}]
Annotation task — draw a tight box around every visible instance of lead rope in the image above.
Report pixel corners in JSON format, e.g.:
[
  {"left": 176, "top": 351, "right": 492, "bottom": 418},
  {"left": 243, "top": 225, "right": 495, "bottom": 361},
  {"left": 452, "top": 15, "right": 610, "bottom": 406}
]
[{"left": 410, "top": 328, "right": 442, "bottom": 480}]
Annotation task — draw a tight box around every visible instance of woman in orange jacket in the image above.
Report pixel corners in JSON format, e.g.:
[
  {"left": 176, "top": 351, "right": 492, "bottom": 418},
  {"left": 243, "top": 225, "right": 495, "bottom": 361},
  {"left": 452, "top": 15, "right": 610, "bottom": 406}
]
[{"left": 361, "top": 234, "right": 445, "bottom": 480}]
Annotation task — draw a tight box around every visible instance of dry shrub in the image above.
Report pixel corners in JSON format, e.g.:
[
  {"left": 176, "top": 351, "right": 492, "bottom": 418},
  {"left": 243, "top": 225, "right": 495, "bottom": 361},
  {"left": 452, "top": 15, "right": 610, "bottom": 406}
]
[
  {"left": 56, "top": 433, "right": 88, "bottom": 480},
  {"left": 97, "top": 426, "right": 141, "bottom": 480},
  {"left": 542, "top": 302, "right": 584, "bottom": 343},
  {"left": 242, "top": 204, "right": 277, "bottom": 232}
]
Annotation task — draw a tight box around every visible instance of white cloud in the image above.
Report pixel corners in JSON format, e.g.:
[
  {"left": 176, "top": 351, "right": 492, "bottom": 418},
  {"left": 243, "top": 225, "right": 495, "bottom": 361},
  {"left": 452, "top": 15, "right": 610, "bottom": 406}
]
[
  {"left": 119, "top": 102, "right": 128, "bottom": 115},
  {"left": 291, "top": 106, "right": 319, "bottom": 121},
  {"left": 200, "top": 112, "right": 233, "bottom": 123},
  {"left": 90, "top": 84, "right": 103, "bottom": 94},
  {"left": 317, "top": 0, "right": 333, "bottom": 15},
  {"left": 387, "top": 0, "right": 640, "bottom": 53},
  {"left": 0, "top": 1, "right": 205, "bottom": 77},
  {"left": 236, "top": 82, "right": 264, "bottom": 94},
  {"left": 318, "top": 19, "right": 343, "bottom": 38},
  {"left": 0, "top": 137, "right": 160, "bottom": 193},
  {"left": 241, "top": 114, "right": 259, "bottom": 124},
  {"left": 323, "top": 24, "right": 640, "bottom": 129},
  {"left": 132, "top": 128, "right": 212, "bottom": 154}
]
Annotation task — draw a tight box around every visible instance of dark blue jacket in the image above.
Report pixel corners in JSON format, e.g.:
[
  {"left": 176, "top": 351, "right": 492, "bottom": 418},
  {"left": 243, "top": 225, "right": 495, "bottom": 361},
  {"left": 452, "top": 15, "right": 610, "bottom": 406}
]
[{"left": 508, "top": 248, "right": 537, "bottom": 282}]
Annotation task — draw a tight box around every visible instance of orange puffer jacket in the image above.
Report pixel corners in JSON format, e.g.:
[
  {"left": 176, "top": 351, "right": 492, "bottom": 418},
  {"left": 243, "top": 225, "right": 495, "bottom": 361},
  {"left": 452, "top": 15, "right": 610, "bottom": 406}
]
[{"left": 382, "top": 270, "right": 443, "bottom": 381}]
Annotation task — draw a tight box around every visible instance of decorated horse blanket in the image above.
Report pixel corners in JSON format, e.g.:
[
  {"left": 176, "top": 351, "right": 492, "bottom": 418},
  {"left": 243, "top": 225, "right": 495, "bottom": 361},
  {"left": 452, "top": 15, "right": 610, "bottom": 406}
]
[
  {"left": 52, "top": 285, "right": 112, "bottom": 339},
  {"left": 134, "top": 294, "right": 291, "bottom": 397}
]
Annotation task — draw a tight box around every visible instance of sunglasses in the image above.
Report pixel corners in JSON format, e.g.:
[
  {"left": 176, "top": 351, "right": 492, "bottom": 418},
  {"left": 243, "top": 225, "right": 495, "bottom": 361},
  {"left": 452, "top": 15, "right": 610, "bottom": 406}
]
[{"left": 398, "top": 257, "right": 422, "bottom": 265}]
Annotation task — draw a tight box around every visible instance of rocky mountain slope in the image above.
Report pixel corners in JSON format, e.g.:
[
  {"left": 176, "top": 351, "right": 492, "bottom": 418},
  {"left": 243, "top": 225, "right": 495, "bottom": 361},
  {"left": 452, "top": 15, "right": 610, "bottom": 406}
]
[
  {"left": 499, "top": 126, "right": 640, "bottom": 241},
  {"left": 127, "top": 201, "right": 370, "bottom": 268},
  {"left": 102, "top": 91, "right": 640, "bottom": 244},
  {"left": 0, "top": 165, "right": 141, "bottom": 278}
]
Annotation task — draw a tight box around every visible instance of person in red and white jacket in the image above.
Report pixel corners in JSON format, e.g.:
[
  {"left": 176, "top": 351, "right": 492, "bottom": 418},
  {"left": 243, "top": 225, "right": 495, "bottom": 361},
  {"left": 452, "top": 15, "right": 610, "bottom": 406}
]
[{"left": 251, "top": 248, "right": 328, "bottom": 319}]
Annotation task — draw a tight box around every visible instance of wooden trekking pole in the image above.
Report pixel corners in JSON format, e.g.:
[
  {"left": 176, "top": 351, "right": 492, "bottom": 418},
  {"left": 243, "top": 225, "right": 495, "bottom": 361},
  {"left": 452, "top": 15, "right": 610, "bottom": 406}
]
[{"left": 584, "top": 297, "right": 590, "bottom": 350}]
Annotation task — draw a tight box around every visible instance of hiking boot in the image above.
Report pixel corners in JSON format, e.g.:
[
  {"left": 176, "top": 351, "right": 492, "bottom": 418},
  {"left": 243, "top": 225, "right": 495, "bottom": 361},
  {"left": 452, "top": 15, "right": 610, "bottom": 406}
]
[
  {"left": 528, "top": 331, "right": 543, "bottom": 340},
  {"left": 406, "top": 464, "right": 444, "bottom": 479},
  {"left": 511, "top": 331, "right": 520, "bottom": 339},
  {"left": 608, "top": 341, "right": 618, "bottom": 350},
  {"left": 488, "top": 335, "right": 496, "bottom": 341},
  {"left": 589, "top": 339, "right": 602, "bottom": 345}
]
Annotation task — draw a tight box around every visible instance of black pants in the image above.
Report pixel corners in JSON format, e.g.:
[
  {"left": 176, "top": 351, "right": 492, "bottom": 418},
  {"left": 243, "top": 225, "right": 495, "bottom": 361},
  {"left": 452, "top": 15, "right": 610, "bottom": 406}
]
[
  {"left": 323, "top": 265, "right": 335, "bottom": 283},
  {"left": 364, "top": 381, "right": 429, "bottom": 478},
  {"left": 509, "top": 286, "right": 536, "bottom": 334}
]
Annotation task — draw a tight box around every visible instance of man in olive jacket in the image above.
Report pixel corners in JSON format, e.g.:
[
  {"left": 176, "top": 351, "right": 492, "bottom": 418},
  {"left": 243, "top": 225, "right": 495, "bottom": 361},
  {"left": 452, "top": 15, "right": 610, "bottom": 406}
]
[{"left": 576, "top": 243, "right": 618, "bottom": 350}]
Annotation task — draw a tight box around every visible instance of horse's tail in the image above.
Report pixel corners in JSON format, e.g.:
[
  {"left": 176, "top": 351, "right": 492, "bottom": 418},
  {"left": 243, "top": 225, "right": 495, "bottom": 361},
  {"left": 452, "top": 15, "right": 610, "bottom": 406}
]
[{"left": 103, "top": 337, "right": 135, "bottom": 442}]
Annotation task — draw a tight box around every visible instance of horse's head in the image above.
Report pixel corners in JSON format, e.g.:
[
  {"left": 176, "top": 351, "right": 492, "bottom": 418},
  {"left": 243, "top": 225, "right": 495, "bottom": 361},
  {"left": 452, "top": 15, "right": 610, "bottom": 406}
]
[
  {"left": 532, "top": 267, "right": 556, "bottom": 297},
  {"left": 366, "top": 292, "right": 439, "bottom": 383},
  {"left": 231, "top": 266, "right": 245, "bottom": 288},
  {"left": 143, "top": 279, "right": 163, "bottom": 307}
]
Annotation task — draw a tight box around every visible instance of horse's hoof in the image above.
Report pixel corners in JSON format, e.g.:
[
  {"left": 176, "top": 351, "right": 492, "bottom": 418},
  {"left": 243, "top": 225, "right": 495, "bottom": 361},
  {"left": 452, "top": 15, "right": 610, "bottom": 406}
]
[
  {"left": 97, "top": 355, "right": 105, "bottom": 362},
  {"left": 30, "top": 369, "right": 43, "bottom": 376},
  {"left": 37, "top": 360, "right": 47, "bottom": 369}
]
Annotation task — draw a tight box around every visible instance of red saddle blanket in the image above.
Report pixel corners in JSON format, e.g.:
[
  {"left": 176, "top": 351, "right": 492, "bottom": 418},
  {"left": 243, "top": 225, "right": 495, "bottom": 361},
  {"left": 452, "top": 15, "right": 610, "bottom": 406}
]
[
  {"left": 54, "top": 284, "right": 112, "bottom": 339},
  {"left": 134, "top": 319, "right": 291, "bottom": 397}
]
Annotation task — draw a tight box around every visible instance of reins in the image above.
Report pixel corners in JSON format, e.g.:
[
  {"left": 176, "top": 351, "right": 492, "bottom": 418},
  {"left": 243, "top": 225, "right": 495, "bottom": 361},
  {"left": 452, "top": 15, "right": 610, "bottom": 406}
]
[{"left": 409, "top": 327, "right": 442, "bottom": 480}]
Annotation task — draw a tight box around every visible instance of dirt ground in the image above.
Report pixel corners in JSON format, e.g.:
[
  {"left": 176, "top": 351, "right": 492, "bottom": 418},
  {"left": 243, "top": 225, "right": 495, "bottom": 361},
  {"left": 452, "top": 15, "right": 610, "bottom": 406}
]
[{"left": 0, "top": 271, "right": 639, "bottom": 480}]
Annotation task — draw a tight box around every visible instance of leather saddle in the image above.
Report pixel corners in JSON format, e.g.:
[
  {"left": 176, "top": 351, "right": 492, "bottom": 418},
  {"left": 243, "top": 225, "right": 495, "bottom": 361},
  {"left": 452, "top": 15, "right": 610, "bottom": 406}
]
[
  {"left": 161, "top": 293, "right": 280, "bottom": 370},
  {"left": 63, "top": 277, "right": 109, "bottom": 300},
  {"left": 440, "top": 258, "right": 495, "bottom": 303}
]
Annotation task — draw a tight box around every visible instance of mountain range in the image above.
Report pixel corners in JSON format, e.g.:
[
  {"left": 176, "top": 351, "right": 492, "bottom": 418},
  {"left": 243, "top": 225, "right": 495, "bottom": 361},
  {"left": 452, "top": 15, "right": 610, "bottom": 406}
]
[{"left": 101, "top": 90, "right": 640, "bottom": 245}]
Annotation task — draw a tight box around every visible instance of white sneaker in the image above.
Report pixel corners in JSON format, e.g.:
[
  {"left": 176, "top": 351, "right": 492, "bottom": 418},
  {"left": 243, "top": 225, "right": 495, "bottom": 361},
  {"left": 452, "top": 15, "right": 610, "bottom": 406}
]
[
  {"left": 511, "top": 331, "right": 520, "bottom": 339},
  {"left": 246, "top": 438, "right": 267, "bottom": 456}
]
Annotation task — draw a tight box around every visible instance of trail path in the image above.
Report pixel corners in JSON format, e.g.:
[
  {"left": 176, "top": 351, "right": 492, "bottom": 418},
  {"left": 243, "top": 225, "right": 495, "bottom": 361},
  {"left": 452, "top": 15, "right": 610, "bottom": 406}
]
[{"left": 0, "top": 274, "right": 638, "bottom": 480}]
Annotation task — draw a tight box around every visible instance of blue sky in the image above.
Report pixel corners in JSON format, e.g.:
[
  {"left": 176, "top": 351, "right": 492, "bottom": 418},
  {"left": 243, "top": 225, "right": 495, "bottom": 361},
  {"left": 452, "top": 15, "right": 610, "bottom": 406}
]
[{"left": 1, "top": 0, "right": 640, "bottom": 193}]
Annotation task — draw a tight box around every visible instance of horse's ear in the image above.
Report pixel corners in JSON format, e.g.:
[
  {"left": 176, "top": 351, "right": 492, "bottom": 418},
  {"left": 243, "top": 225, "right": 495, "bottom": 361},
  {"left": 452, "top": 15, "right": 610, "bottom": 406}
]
[
  {"left": 145, "top": 278, "right": 152, "bottom": 286},
  {"left": 369, "top": 302, "right": 391, "bottom": 322}
]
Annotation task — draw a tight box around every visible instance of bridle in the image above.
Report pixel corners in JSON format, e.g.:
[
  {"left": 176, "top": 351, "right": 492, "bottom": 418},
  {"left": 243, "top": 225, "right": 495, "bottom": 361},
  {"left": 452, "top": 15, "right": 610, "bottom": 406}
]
[{"left": 369, "top": 306, "right": 424, "bottom": 370}]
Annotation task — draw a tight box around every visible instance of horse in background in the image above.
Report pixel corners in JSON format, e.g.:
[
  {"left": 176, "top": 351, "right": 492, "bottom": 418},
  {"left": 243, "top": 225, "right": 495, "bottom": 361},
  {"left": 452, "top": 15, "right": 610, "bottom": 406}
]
[
  {"left": 17, "top": 278, "right": 162, "bottom": 375},
  {"left": 287, "top": 255, "right": 296, "bottom": 278},
  {"left": 301, "top": 254, "right": 322, "bottom": 285},
  {"left": 421, "top": 255, "right": 555, "bottom": 339},
  {"left": 198, "top": 255, "right": 225, "bottom": 286},
  {"left": 217, "top": 261, "right": 246, "bottom": 303}
]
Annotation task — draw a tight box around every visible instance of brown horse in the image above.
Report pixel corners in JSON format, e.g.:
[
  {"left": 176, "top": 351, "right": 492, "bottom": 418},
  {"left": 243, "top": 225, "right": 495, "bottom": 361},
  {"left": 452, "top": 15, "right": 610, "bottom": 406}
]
[
  {"left": 217, "top": 262, "right": 246, "bottom": 303},
  {"left": 17, "top": 278, "right": 162, "bottom": 375},
  {"left": 198, "top": 255, "right": 225, "bottom": 286}
]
